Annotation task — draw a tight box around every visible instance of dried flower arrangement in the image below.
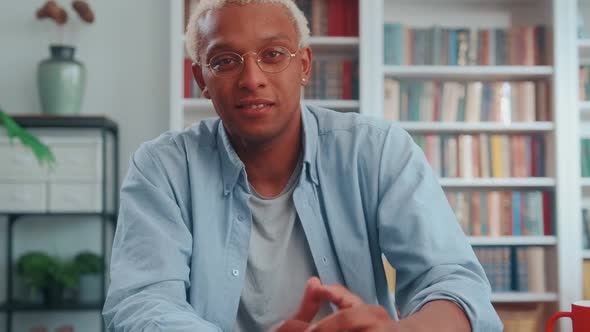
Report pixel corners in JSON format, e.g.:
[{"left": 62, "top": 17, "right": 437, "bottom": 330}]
[{"left": 36, "top": 0, "right": 95, "bottom": 25}]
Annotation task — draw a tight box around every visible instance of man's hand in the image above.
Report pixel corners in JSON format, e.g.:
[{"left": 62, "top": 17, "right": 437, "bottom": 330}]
[
  {"left": 304, "top": 282, "right": 400, "bottom": 332},
  {"left": 271, "top": 277, "right": 323, "bottom": 332},
  {"left": 273, "top": 277, "right": 400, "bottom": 332}
]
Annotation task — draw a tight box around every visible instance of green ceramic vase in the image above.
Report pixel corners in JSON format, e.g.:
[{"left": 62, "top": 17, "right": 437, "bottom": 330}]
[{"left": 37, "top": 45, "right": 86, "bottom": 115}]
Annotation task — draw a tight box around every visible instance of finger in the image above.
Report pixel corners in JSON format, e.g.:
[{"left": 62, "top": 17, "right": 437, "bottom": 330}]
[
  {"left": 313, "top": 283, "right": 365, "bottom": 309},
  {"left": 305, "top": 305, "right": 391, "bottom": 332},
  {"left": 292, "top": 277, "right": 323, "bottom": 322},
  {"left": 270, "top": 319, "right": 310, "bottom": 332}
]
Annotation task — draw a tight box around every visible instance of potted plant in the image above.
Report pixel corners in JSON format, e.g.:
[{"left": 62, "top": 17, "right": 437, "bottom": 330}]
[
  {"left": 16, "top": 251, "right": 58, "bottom": 304},
  {"left": 73, "top": 251, "right": 103, "bottom": 303},
  {"left": 49, "top": 259, "right": 80, "bottom": 304}
]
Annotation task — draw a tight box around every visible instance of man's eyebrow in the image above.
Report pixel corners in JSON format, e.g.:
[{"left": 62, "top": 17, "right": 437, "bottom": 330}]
[{"left": 206, "top": 34, "right": 295, "bottom": 55}]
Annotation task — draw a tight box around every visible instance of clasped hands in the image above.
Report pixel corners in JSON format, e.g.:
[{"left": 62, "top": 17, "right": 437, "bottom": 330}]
[{"left": 272, "top": 276, "right": 405, "bottom": 332}]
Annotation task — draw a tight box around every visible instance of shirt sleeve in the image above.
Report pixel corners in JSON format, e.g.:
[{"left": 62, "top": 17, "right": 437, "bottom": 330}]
[
  {"left": 376, "top": 126, "right": 503, "bottom": 332},
  {"left": 102, "top": 143, "right": 221, "bottom": 332}
]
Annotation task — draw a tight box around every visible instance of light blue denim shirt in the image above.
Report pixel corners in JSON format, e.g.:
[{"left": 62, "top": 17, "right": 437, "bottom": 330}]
[{"left": 103, "top": 105, "right": 502, "bottom": 332}]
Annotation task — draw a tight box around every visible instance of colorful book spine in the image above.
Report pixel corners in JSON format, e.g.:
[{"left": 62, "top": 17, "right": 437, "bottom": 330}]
[
  {"left": 384, "top": 24, "right": 549, "bottom": 66},
  {"left": 413, "top": 134, "right": 548, "bottom": 178},
  {"left": 383, "top": 79, "right": 549, "bottom": 122},
  {"left": 444, "top": 190, "right": 552, "bottom": 236}
]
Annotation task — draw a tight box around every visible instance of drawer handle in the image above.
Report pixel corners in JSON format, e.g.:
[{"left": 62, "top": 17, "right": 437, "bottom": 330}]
[{"left": 12, "top": 192, "right": 32, "bottom": 202}]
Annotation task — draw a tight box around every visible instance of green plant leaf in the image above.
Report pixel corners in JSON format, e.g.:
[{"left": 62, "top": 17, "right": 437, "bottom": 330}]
[{"left": 0, "top": 110, "right": 55, "bottom": 167}]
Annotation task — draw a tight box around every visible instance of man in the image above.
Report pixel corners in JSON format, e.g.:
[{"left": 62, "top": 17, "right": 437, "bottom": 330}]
[{"left": 103, "top": 0, "right": 503, "bottom": 331}]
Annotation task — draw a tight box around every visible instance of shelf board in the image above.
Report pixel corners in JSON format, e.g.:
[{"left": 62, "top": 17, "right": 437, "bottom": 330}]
[
  {"left": 180, "top": 35, "right": 359, "bottom": 52},
  {"left": 579, "top": 39, "right": 590, "bottom": 61},
  {"left": 582, "top": 178, "right": 590, "bottom": 187},
  {"left": 580, "top": 101, "right": 590, "bottom": 112},
  {"left": 398, "top": 122, "right": 554, "bottom": 133},
  {"left": 439, "top": 178, "right": 555, "bottom": 188},
  {"left": 308, "top": 36, "right": 359, "bottom": 52},
  {"left": 303, "top": 99, "right": 360, "bottom": 110},
  {"left": 183, "top": 98, "right": 212, "bottom": 110},
  {"left": 584, "top": 250, "right": 590, "bottom": 260},
  {"left": 468, "top": 236, "right": 557, "bottom": 246},
  {"left": 0, "top": 212, "right": 116, "bottom": 219},
  {"left": 491, "top": 292, "right": 558, "bottom": 303},
  {"left": 2, "top": 301, "right": 103, "bottom": 312},
  {"left": 383, "top": 65, "right": 553, "bottom": 80}
]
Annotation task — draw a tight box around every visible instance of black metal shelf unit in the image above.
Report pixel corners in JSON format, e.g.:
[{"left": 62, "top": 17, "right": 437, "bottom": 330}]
[{"left": 1, "top": 115, "right": 118, "bottom": 332}]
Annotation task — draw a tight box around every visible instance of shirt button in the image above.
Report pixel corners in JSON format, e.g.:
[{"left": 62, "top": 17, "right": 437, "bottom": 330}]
[
  {"left": 322, "top": 257, "right": 328, "bottom": 264},
  {"left": 232, "top": 269, "right": 239, "bottom": 277},
  {"left": 237, "top": 214, "right": 245, "bottom": 221}
]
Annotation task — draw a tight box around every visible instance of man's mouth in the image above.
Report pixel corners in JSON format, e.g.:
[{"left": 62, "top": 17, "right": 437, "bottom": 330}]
[{"left": 238, "top": 103, "right": 273, "bottom": 110}]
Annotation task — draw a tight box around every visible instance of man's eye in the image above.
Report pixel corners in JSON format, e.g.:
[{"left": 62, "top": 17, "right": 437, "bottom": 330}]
[
  {"left": 267, "top": 51, "right": 281, "bottom": 58},
  {"left": 211, "top": 56, "right": 241, "bottom": 71}
]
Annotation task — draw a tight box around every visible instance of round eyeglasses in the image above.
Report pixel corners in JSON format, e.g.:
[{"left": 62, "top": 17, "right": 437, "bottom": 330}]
[{"left": 201, "top": 45, "right": 298, "bottom": 77}]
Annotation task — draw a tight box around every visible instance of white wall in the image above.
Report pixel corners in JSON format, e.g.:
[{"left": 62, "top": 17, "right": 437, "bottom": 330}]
[{"left": 0, "top": 1, "right": 170, "bottom": 331}]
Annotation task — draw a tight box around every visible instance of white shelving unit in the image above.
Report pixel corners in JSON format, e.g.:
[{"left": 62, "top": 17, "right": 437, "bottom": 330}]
[
  {"left": 359, "top": 0, "right": 582, "bottom": 329},
  {"left": 171, "top": 0, "right": 584, "bottom": 328}
]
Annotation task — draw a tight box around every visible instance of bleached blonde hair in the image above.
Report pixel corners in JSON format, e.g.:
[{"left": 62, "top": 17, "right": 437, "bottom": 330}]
[{"left": 185, "top": 0, "right": 310, "bottom": 63}]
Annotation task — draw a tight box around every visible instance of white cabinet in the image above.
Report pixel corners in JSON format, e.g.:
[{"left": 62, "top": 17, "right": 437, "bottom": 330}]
[
  {"left": 0, "top": 142, "right": 48, "bottom": 180},
  {"left": 0, "top": 137, "right": 103, "bottom": 213},
  {"left": 48, "top": 182, "right": 101, "bottom": 212},
  {"left": 49, "top": 141, "right": 102, "bottom": 181},
  {"left": 0, "top": 182, "right": 47, "bottom": 212}
]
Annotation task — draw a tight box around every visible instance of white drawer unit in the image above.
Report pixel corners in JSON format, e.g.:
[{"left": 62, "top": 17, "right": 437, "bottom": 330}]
[
  {"left": 48, "top": 182, "right": 101, "bottom": 212},
  {"left": 0, "top": 182, "right": 47, "bottom": 212},
  {"left": 0, "top": 142, "right": 48, "bottom": 181},
  {"left": 48, "top": 140, "right": 102, "bottom": 181}
]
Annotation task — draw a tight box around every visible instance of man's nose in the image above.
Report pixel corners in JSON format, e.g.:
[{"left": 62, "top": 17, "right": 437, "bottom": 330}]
[{"left": 237, "top": 54, "right": 267, "bottom": 90}]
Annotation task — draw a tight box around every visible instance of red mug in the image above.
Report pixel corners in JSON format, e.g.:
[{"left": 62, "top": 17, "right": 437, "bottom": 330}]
[{"left": 546, "top": 300, "right": 590, "bottom": 332}]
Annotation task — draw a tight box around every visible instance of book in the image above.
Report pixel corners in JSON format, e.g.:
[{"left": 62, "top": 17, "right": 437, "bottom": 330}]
[
  {"left": 384, "top": 24, "right": 549, "bottom": 66},
  {"left": 444, "top": 191, "right": 550, "bottom": 237},
  {"left": 385, "top": 80, "right": 549, "bottom": 122}
]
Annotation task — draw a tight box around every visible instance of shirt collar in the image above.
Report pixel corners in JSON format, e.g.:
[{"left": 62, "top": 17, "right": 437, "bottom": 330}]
[{"left": 216, "top": 103, "right": 319, "bottom": 196}]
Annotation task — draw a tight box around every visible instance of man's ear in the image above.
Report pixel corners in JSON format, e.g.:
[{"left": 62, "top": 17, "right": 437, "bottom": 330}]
[
  {"left": 299, "top": 47, "right": 312, "bottom": 86},
  {"left": 192, "top": 62, "right": 211, "bottom": 99}
]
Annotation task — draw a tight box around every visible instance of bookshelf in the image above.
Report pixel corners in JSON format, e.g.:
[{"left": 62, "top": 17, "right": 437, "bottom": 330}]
[
  {"left": 362, "top": 0, "right": 581, "bottom": 330},
  {"left": 171, "top": 0, "right": 584, "bottom": 330}
]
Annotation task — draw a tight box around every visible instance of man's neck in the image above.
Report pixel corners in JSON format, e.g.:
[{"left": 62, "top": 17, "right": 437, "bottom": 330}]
[{"left": 231, "top": 120, "right": 303, "bottom": 198}]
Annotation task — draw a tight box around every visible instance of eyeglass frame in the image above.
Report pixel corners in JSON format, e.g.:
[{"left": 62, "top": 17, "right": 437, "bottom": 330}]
[{"left": 196, "top": 45, "right": 300, "bottom": 77}]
